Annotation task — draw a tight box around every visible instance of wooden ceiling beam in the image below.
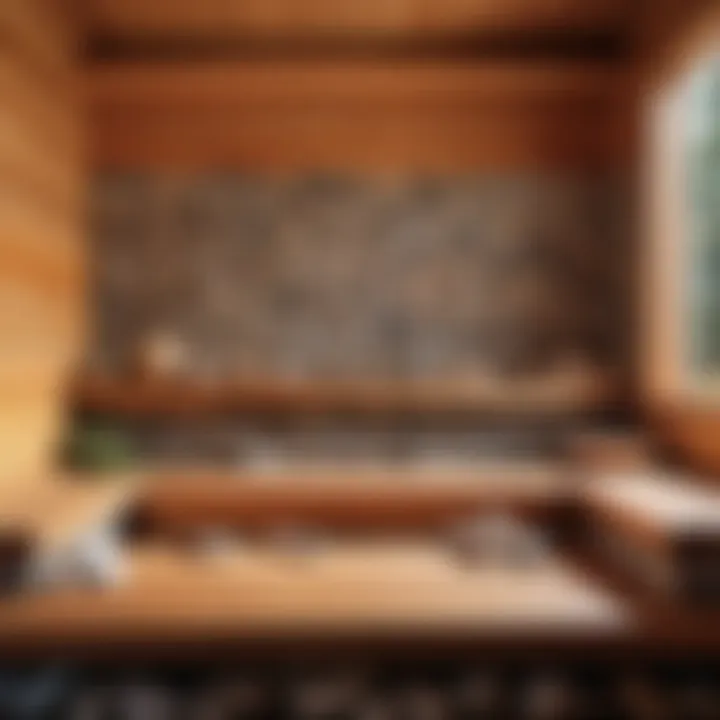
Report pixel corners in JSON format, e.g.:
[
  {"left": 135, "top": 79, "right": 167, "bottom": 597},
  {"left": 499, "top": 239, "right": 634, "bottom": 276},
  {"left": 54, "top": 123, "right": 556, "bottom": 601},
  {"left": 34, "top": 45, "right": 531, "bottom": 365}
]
[
  {"left": 81, "top": 0, "right": 628, "bottom": 39},
  {"left": 87, "top": 59, "right": 627, "bottom": 108}
]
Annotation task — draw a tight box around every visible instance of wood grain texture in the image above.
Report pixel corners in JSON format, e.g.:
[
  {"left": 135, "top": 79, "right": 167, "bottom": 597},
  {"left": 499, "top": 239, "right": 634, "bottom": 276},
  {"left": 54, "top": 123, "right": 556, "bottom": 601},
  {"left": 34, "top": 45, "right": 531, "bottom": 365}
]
[
  {"left": 0, "top": 0, "right": 83, "bottom": 482},
  {"left": 0, "top": 543, "right": 629, "bottom": 649},
  {"left": 87, "top": 60, "right": 633, "bottom": 171},
  {"left": 82, "top": 0, "right": 629, "bottom": 41}
]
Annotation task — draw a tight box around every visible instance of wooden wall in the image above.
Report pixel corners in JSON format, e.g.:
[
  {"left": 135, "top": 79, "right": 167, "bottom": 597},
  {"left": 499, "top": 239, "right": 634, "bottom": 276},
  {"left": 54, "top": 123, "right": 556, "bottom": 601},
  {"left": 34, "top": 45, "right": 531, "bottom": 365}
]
[
  {"left": 87, "top": 60, "right": 632, "bottom": 173},
  {"left": 0, "top": 0, "right": 84, "bottom": 482}
]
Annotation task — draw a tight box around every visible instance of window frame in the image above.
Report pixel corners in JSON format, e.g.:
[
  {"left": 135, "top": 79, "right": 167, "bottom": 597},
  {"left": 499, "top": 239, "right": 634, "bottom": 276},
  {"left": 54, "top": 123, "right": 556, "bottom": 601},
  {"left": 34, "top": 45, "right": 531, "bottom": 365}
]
[{"left": 643, "top": 10, "right": 720, "bottom": 408}]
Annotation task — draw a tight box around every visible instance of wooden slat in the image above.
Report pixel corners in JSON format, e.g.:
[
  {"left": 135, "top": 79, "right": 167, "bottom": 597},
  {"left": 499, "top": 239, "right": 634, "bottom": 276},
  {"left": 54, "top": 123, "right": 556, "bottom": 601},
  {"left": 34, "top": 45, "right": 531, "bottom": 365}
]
[
  {"left": 84, "top": 0, "right": 628, "bottom": 39},
  {"left": 0, "top": 224, "right": 83, "bottom": 301},
  {"left": 0, "top": 0, "right": 75, "bottom": 87},
  {"left": 0, "top": 0, "right": 82, "bottom": 481},
  {"left": 88, "top": 60, "right": 632, "bottom": 171},
  {"left": 0, "top": 50, "right": 81, "bottom": 161},
  {"left": 88, "top": 61, "right": 625, "bottom": 105},
  {"left": 93, "top": 104, "right": 628, "bottom": 171},
  {"left": 0, "top": 401, "right": 65, "bottom": 482},
  {"left": 0, "top": 103, "right": 81, "bottom": 213}
]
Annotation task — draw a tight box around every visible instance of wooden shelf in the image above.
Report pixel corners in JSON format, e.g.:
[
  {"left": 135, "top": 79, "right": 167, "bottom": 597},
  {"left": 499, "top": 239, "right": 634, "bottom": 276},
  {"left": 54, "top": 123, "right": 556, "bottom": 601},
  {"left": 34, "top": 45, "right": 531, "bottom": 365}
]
[
  {"left": 74, "top": 369, "right": 617, "bottom": 418},
  {"left": 139, "top": 462, "right": 569, "bottom": 532}
]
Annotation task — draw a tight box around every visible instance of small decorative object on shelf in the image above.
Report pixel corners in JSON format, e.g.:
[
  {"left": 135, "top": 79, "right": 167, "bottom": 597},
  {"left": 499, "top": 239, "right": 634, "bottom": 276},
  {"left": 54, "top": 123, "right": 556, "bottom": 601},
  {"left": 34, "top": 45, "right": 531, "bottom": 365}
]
[
  {"left": 26, "top": 523, "right": 126, "bottom": 592},
  {"left": 131, "top": 329, "right": 189, "bottom": 380}
]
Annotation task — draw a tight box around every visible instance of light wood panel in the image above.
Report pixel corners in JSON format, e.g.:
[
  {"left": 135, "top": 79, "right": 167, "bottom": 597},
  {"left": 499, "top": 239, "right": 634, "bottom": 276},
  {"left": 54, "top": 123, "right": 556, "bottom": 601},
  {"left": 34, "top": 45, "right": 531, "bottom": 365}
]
[
  {"left": 0, "top": 0, "right": 84, "bottom": 483},
  {"left": 88, "top": 60, "right": 632, "bottom": 170},
  {"left": 83, "top": 0, "right": 628, "bottom": 41}
]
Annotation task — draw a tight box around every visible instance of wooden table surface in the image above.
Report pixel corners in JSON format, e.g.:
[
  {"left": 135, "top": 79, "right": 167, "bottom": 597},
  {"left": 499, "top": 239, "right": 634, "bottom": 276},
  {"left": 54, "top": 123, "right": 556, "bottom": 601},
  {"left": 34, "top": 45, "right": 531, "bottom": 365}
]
[{"left": 0, "top": 542, "right": 630, "bottom": 652}]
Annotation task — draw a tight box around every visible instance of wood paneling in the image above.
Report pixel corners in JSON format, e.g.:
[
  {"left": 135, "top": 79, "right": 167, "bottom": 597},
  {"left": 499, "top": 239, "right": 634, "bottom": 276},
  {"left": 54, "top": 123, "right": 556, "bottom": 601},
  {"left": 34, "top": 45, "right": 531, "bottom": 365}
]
[
  {"left": 0, "top": 0, "right": 77, "bottom": 88},
  {"left": 0, "top": 0, "right": 84, "bottom": 483},
  {"left": 88, "top": 60, "right": 632, "bottom": 171},
  {"left": 83, "top": 0, "right": 628, "bottom": 41}
]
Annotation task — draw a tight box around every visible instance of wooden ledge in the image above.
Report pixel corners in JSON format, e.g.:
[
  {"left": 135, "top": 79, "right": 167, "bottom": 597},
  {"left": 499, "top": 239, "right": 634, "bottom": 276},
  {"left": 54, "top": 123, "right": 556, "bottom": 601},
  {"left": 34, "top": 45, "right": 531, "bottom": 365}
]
[
  {"left": 139, "top": 462, "right": 572, "bottom": 530},
  {"left": 74, "top": 369, "right": 618, "bottom": 418}
]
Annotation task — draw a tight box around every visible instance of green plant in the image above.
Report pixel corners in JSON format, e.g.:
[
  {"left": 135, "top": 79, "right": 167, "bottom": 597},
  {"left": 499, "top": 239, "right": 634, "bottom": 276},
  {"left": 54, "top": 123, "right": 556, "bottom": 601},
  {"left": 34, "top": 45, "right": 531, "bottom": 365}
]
[{"left": 64, "top": 422, "right": 136, "bottom": 472}]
